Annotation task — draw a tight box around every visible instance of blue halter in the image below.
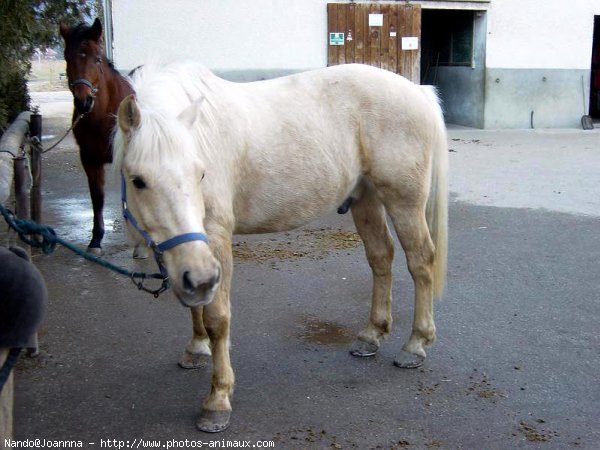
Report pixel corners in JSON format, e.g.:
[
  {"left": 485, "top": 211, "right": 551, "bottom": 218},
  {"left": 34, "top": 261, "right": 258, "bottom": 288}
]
[{"left": 121, "top": 175, "right": 209, "bottom": 284}]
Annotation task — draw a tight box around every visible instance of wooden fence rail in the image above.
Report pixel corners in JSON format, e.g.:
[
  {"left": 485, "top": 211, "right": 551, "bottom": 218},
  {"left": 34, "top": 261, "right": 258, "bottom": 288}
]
[{"left": 0, "top": 112, "right": 44, "bottom": 449}]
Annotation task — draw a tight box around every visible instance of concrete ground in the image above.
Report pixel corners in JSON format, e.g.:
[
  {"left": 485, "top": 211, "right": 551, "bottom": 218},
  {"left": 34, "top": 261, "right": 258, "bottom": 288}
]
[{"left": 5, "top": 90, "right": 600, "bottom": 449}]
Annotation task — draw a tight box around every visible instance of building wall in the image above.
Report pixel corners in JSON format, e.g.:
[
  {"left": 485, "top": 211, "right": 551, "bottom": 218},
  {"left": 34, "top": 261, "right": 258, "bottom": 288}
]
[
  {"left": 111, "top": 0, "right": 330, "bottom": 80},
  {"left": 110, "top": 0, "right": 600, "bottom": 128},
  {"left": 484, "top": 0, "right": 599, "bottom": 128},
  {"left": 111, "top": 0, "right": 490, "bottom": 79}
]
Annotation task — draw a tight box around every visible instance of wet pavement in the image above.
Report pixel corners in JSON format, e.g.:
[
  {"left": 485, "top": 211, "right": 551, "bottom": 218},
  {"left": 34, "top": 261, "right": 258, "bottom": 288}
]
[{"left": 5, "top": 91, "right": 600, "bottom": 449}]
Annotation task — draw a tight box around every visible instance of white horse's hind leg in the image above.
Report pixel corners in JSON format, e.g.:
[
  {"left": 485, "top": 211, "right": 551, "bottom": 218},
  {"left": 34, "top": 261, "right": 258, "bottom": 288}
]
[
  {"left": 179, "top": 306, "right": 212, "bottom": 369},
  {"left": 349, "top": 187, "right": 395, "bottom": 357},
  {"left": 386, "top": 204, "right": 436, "bottom": 368}
]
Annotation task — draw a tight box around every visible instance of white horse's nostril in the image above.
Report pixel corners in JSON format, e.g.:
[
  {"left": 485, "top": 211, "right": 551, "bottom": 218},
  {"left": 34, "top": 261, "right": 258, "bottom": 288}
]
[
  {"left": 182, "top": 271, "right": 195, "bottom": 292},
  {"left": 182, "top": 268, "right": 220, "bottom": 294},
  {"left": 197, "top": 272, "right": 220, "bottom": 292}
]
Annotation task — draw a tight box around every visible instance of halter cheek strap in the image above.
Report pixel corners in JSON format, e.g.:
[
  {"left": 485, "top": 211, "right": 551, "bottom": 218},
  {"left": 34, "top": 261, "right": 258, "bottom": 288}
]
[{"left": 121, "top": 175, "right": 209, "bottom": 276}]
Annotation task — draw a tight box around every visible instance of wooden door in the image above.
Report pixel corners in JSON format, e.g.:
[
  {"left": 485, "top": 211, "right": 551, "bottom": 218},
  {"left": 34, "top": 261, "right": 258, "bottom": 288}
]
[{"left": 327, "top": 2, "right": 421, "bottom": 84}]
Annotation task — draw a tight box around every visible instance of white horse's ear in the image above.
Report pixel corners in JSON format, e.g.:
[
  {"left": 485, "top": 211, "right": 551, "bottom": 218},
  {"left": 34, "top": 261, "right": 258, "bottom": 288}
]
[
  {"left": 177, "top": 96, "right": 206, "bottom": 129},
  {"left": 118, "top": 94, "right": 141, "bottom": 133}
]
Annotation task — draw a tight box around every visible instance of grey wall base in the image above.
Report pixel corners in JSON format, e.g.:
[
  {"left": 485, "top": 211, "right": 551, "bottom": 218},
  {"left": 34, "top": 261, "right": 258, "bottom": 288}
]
[
  {"left": 434, "top": 68, "right": 591, "bottom": 129},
  {"left": 215, "top": 69, "right": 307, "bottom": 82},
  {"left": 122, "top": 66, "right": 592, "bottom": 130},
  {"left": 484, "top": 69, "right": 592, "bottom": 129},
  {"left": 435, "top": 66, "right": 485, "bottom": 128}
]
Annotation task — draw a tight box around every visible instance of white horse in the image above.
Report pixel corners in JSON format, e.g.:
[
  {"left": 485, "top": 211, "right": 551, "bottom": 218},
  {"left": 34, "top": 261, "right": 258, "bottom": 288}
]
[{"left": 113, "top": 61, "right": 448, "bottom": 433}]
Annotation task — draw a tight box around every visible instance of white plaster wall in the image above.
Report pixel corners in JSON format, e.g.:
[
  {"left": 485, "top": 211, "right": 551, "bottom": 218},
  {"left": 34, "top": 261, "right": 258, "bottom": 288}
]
[
  {"left": 111, "top": 0, "right": 330, "bottom": 72},
  {"left": 112, "top": 1, "right": 600, "bottom": 72},
  {"left": 486, "top": 0, "right": 600, "bottom": 69}
]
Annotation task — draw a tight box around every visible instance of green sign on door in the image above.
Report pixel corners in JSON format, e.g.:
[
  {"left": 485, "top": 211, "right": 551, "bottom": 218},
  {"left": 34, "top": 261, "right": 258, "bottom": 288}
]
[{"left": 329, "top": 32, "right": 344, "bottom": 46}]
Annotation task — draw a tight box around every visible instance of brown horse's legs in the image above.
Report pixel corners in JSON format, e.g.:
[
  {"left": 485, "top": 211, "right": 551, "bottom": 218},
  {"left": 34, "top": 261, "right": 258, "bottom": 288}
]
[
  {"left": 83, "top": 163, "right": 105, "bottom": 253},
  {"left": 349, "top": 187, "right": 395, "bottom": 357},
  {"left": 386, "top": 204, "right": 436, "bottom": 368},
  {"left": 179, "top": 306, "right": 211, "bottom": 369},
  {"left": 197, "top": 230, "right": 234, "bottom": 433}
]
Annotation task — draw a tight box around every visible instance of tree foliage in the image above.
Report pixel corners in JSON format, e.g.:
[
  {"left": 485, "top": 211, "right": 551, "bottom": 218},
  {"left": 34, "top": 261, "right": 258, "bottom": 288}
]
[{"left": 0, "top": 0, "right": 91, "bottom": 131}]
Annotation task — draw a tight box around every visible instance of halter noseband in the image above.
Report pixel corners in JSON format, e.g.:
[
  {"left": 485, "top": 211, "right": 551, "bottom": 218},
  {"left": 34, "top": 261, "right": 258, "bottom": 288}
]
[
  {"left": 121, "top": 175, "right": 209, "bottom": 282},
  {"left": 70, "top": 78, "right": 99, "bottom": 96},
  {"left": 70, "top": 78, "right": 98, "bottom": 118}
]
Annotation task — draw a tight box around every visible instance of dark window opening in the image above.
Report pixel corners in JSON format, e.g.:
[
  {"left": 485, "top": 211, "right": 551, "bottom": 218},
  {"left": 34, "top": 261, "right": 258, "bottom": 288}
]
[
  {"left": 421, "top": 9, "right": 474, "bottom": 70},
  {"left": 590, "top": 15, "right": 600, "bottom": 118}
]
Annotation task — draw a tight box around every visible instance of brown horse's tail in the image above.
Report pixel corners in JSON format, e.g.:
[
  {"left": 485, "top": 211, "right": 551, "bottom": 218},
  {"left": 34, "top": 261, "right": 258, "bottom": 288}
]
[{"left": 421, "top": 86, "right": 449, "bottom": 299}]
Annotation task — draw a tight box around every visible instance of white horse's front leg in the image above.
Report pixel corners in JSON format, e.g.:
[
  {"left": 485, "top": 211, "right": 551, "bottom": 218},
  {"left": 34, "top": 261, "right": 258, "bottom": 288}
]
[
  {"left": 129, "top": 228, "right": 149, "bottom": 259},
  {"left": 196, "top": 231, "right": 234, "bottom": 433},
  {"left": 179, "top": 306, "right": 212, "bottom": 369},
  {"left": 132, "top": 242, "right": 149, "bottom": 259}
]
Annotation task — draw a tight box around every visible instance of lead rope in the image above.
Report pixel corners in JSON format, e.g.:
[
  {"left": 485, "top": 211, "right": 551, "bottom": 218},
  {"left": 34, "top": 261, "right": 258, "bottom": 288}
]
[
  {"left": 0, "top": 203, "right": 169, "bottom": 298},
  {"left": 33, "top": 112, "right": 85, "bottom": 154}
]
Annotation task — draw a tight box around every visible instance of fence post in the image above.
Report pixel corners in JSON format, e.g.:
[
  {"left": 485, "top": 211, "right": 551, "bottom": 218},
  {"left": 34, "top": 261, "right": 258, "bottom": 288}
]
[
  {"left": 0, "top": 348, "right": 14, "bottom": 446},
  {"left": 13, "top": 156, "right": 30, "bottom": 223},
  {"left": 29, "top": 113, "right": 42, "bottom": 225}
]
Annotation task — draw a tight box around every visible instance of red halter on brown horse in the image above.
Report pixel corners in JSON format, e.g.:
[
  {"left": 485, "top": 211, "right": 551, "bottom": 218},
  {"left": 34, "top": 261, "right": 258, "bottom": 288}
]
[{"left": 59, "top": 18, "right": 133, "bottom": 255}]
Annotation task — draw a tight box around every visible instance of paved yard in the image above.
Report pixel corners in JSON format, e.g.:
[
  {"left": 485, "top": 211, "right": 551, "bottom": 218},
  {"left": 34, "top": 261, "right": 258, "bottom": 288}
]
[{"left": 6, "top": 91, "right": 600, "bottom": 449}]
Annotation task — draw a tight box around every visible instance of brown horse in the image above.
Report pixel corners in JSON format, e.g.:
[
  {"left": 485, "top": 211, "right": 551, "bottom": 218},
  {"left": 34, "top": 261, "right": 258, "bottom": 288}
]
[{"left": 60, "top": 18, "right": 134, "bottom": 255}]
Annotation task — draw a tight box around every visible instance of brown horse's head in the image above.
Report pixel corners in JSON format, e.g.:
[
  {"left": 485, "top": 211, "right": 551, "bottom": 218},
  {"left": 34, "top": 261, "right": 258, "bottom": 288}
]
[{"left": 60, "top": 18, "right": 105, "bottom": 114}]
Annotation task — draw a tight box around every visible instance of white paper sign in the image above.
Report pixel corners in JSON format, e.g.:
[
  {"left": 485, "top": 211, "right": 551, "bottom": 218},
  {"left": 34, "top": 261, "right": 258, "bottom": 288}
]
[
  {"left": 390, "top": 31, "right": 397, "bottom": 37},
  {"left": 369, "top": 14, "right": 383, "bottom": 27},
  {"left": 402, "top": 37, "right": 419, "bottom": 50}
]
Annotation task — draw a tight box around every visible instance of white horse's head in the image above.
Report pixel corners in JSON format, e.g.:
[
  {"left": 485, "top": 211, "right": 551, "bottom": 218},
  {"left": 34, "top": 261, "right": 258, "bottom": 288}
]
[{"left": 115, "top": 94, "right": 221, "bottom": 307}]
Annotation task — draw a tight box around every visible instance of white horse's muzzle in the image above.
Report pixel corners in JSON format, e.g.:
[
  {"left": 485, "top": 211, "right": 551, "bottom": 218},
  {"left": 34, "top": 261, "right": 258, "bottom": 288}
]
[{"left": 174, "top": 263, "right": 221, "bottom": 308}]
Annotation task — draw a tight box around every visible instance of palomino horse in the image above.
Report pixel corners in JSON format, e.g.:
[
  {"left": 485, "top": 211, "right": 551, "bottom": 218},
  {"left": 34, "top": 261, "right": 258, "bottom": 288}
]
[
  {"left": 60, "top": 19, "right": 138, "bottom": 255},
  {"left": 114, "top": 61, "right": 448, "bottom": 432}
]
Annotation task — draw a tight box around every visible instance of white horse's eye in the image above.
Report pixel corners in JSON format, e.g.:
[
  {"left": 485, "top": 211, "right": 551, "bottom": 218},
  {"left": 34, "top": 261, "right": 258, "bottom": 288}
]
[{"left": 132, "top": 177, "right": 147, "bottom": 189}]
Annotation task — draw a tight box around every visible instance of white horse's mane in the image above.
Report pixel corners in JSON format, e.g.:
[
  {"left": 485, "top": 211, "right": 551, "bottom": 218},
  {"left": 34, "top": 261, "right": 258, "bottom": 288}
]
[{"left": 113, "top": 60, "right": 221, "bottom": 172}]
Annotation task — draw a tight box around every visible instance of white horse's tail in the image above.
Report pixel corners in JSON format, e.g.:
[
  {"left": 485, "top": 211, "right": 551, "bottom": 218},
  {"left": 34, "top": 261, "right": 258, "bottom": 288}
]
[{"left": 421, "top": 86, "right": 448, "bottom": 299}]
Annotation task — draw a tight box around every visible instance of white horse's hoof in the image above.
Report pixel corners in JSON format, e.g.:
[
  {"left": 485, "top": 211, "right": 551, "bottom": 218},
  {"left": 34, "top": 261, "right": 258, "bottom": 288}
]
[
  {"left": 132, "top": 246, "right": 149, "bottom": 259},
  {"left": 86, "top": 246, "right": 103, "bottom": 257},
  {"left": 393, "top": 351, "right": 425, "bottom": 369},
  {"left": 349, "top": 339, "right": 379, "bottom": 357},
  {"left": 197, "top": 409, "right": 231, "bottom": 433},
  {"left": 178, "top": 351, "right": 209, "bottom": 369}
]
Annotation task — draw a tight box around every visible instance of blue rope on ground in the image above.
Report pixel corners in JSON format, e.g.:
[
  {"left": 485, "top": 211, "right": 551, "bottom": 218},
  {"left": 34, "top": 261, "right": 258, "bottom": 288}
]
[{"left": 0, "top": 203, "right": 169, "bottom": 297}]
